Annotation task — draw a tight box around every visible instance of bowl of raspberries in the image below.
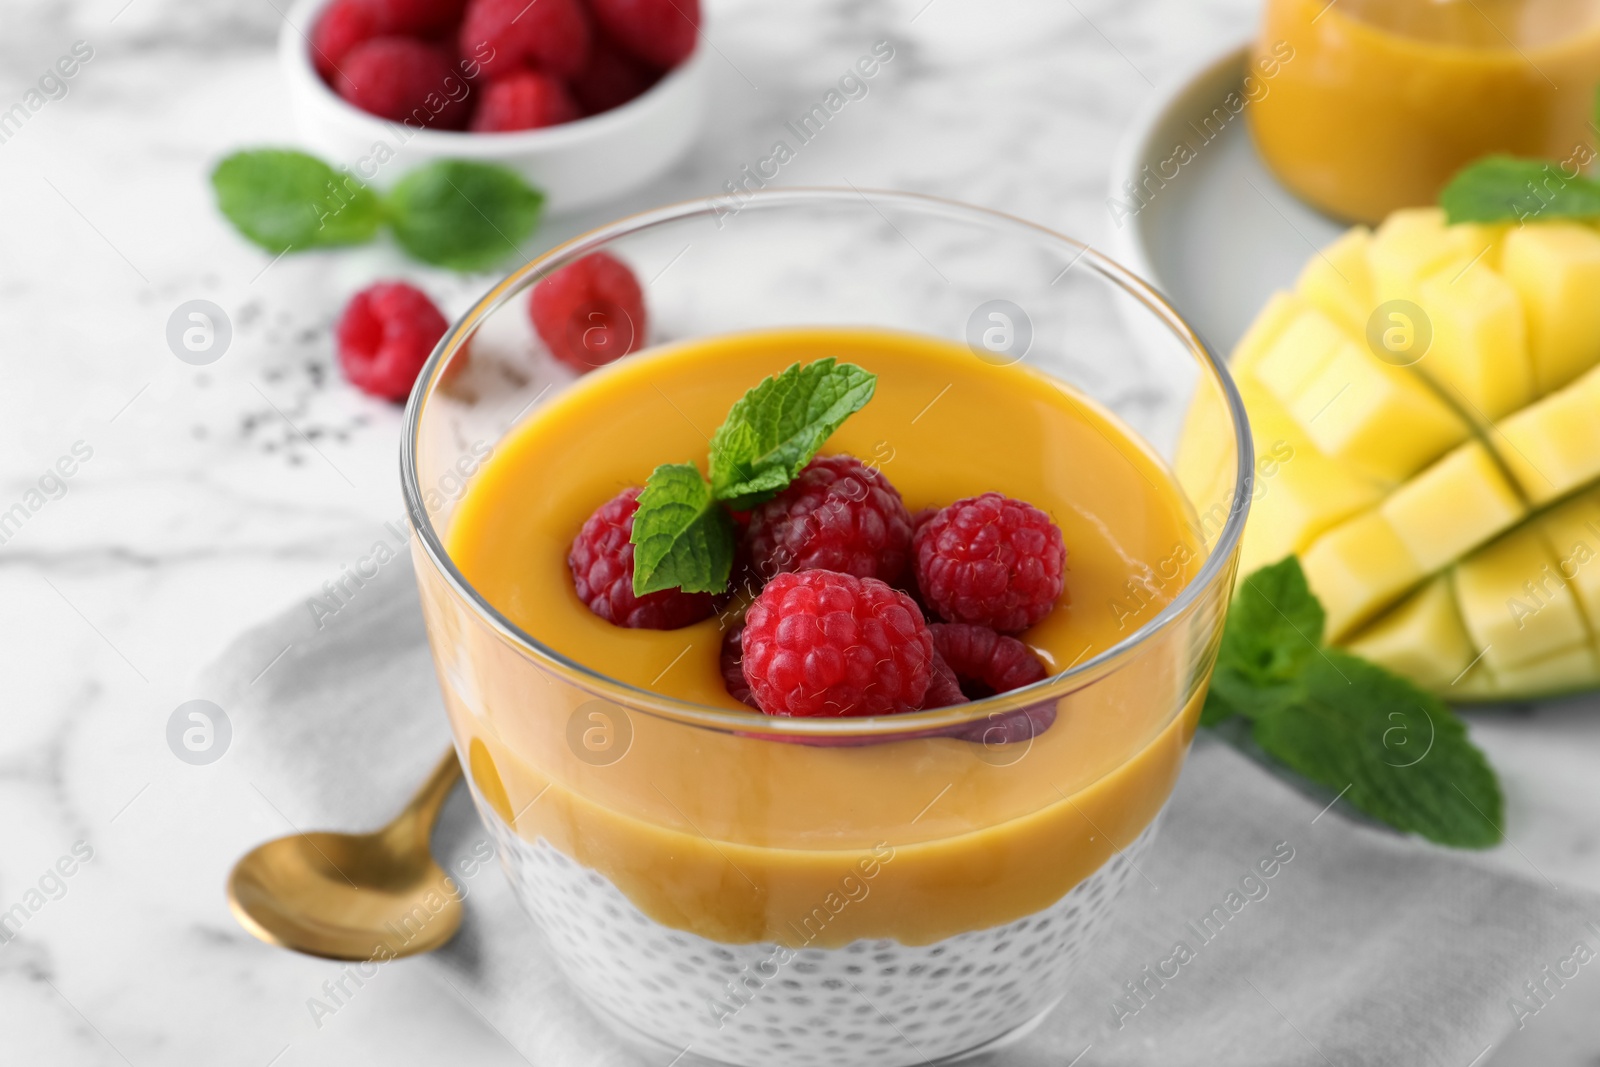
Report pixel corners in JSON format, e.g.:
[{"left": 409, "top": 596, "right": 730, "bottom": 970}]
[{"left": 279, "top": 0, "right": 708, "bottom": 213}]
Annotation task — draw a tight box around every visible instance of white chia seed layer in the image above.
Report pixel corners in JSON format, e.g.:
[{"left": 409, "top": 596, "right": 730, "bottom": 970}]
[{"left": 474, "top": 791, "right": 1157, "bottom": 1067}]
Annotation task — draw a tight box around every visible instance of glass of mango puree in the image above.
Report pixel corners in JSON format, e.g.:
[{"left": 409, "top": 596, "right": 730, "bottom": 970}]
[
  {"left": 402, "top": 191, "right": 1251, "bottom": 1067},
  {"left": 1250, "top": 0, "right": 1600, "bottom": 223}
]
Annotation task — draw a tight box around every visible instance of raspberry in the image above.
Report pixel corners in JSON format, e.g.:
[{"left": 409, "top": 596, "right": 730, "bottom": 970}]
[
  {"left": 740, "top": 570, "right": 932, "bottom": 717},
  {"left": 458, "top": 0, "right": 590, "bottom": 81},
  {"left": 311, "top": 0, "right": 382, "bottom": 83},
  {"left": 469, "top": 70, "right": 579, "bottom": 131},
  {"left": 743, "top": 455, "right": 913, "bottom": 587},
  {"left": 381, "top": 0, "right": 468, "bottom": 35},
  {"left": 928, "top": 623, "right": 1047, "bottom": 697},
  {"left": 952, "top": 703, "right": 1056, "bottom": 746},
  {"left": 589, "top": 0, "right": 698, "bottom": 70},
  {"left": 913, "top": 493, "right": 1066, "bottom": 633},
  {"left": 720, "top": 624, "right": 757, "bottom": 708},
  {"left": 569, "top": 488, "right": 715, "bottom": 629},
  {"left": 528, "top": 252, "right": 647, "bottom": 371},
  {"left": 335, "top": 38, "right": 470, "bottom": 128},
  {"left": 921, "top": 651, "right": 968, "bottom": 710},
  {"left": 570, "top": 33, "right": 660, "bottom": 113},
  {"left": 336, "top": 282, "right": 450, "bottom": 402}
]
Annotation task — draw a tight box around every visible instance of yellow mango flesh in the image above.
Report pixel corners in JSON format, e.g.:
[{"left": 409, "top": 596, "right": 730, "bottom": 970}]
[
  {"left": 1179, "top": 211, "right": 1600, "bottom": 701},
  {"left": 1500, "top": 222, "right": 1600, "bottom": 395},
  {"left": 1345, "top": 578, "right": 1474, "bottom": 692}
]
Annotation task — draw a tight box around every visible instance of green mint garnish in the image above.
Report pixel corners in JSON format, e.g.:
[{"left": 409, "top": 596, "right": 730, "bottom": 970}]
[
  {"left": 629, "top": 359, "right": 878, "bottom": 595},
  {"left": 1202, "top": 556, "right": 1325, "bottom": 726},
  {"left": 211, "top": 149, "right": 382, "bottom": 253},
  {"left": 386, "top": 160, "right": 544, "bottom": 271},
  {"left": 210, "top": 150, "right": 543, "bottom": 271},
  {"left": 631, "top": 463, "right": 736, "bottom": 596},
  {"left": 1204, "top": 557, "right": 1503, "bottom": 849},
  {"left": 1439, "top": 155, "right": 1600, "bottom": 225},
  {"left": 708, "top": 359, "right": 877, "bottom": 510}
]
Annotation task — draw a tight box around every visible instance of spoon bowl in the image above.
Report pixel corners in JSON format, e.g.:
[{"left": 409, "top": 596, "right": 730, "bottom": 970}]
[{"left": 227, "top": 750, "right": 464, "bottom": 961}]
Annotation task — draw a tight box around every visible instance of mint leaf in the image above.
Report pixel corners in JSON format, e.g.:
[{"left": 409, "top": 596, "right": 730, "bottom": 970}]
[
  {"left": 1202, "top": 557, "right": 1325, "bottom": 726},
  {"left": 708, "top": 359, "right": 877, "bottom": 509},
  {"left": 1251, "top": 650, "right": 1503, "bottom": 848},
  {"left": 211, "top": 149, "right": 382, "bottom": 253},
  {"left": 385, "top": 160, "right": 544, "bottom": 271},
  {"left": 631, "top": 463, "right": 735, "bottom": 596},
  {"left": 1440, "top": 156, "right": 1600, "bottom": 224}
]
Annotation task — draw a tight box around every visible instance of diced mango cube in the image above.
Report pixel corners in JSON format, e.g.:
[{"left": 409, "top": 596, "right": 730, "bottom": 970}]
[
  {"left": 1297, "top": 227, "right": 1374, "bottom": 334},
  {"left": 1369, "top": 208, "right": 1500, "bottom": 303},
  {"left": 1252, "top": 307, "right": 1350, "bottom": 405},
  {"left": 1500, "top": 222, "right": 1600, "bottom": 394},
  {"left": 1236, "top": 382, "right": 1385, "bottom": 574},
  {"left": 1493, "top": 362, "right": 1600, "bottom": 505},
  {"left": 1488, "top": 645, "right": 1600, "bottom": 697},
  {"left": 1378, "top": 440, "right": 1525, "bottom": 572},
  {"left": 1345, "top": 578, "right": 1473, "bottom": 691},
  {"left": 1287, "top": 340, "right": 1469, "bottom": 483},
  {"left": 1453, "top": 524, "right": 1588, "bottom": 671},
  {"left": 1231, "top": 291, "right": 1305, "bottom": 375},
  {"left": 1414, "top": 259, "right": 1532, "bottom": 420},
  {"left": 1530, "top": 487, "right": 1600, "bottom": 631},
  {"left": 1302, "top": 510, "right": 1424, "bottom": 640}
]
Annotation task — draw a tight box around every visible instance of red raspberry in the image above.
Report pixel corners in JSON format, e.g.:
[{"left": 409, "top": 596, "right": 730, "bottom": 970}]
[
  {"left": 458, "top": 0, "right": 590, "bottom": 81},
  {"left": 913, "top": 493, "right": 1066, "bottom": 633},
  {"left": 741, "top": 570, "right": 933, "bottom": 717},
  {"left": 469, "top": 70, "right": 580, "bottom": 131},
  {"left": 720, "top": 624, "right": 757, "bottom": 707},
  {"left": 952, "top": 703, "right": 1056, "bottom": 746},
  {"left": 335, "top": 38, "right": 470, "bottom": 128},
  {"left": 381, "top": 0, "right": 468, "bottom": 35},
  {"left": 921, "top": 651, "right": 968, "bottom": 710},
  {"left": 928, "top": 623, "right": 1047, "bottom": 697},
  {"left": 589, "top": 0, "right": 698, "bottom": 70},
  {"left": 336, "top": 282, "right": 450, "bottom": 402},
  {"left": 529, "top": 252, "right": 647, "bottom": 371},
  {"left": 311, "top": 0, "right": 381, "bottom": 83},
  {"left": 569, "top": 488, "right": 715, "bottom": 629},
  {"left": 570, "top": 33, "right": 660, "bottom": 113},
  {"left": 743, "top": 455, "right": 913, "bottom": 587}
]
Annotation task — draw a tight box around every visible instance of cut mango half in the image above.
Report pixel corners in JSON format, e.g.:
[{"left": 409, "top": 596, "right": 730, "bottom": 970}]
[{"left": 1176, "top": 209, "right": 1600, "bottom": 701}]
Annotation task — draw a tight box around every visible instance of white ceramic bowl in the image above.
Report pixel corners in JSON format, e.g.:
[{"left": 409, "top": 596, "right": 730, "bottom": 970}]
[{"left": 278, "top": 0, "right": 710, "bottom": 214}]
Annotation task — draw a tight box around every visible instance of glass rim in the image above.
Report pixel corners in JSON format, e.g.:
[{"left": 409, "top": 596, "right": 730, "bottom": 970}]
[{"left": 400, "top": 187, "right": 1254, "bottom": 737}]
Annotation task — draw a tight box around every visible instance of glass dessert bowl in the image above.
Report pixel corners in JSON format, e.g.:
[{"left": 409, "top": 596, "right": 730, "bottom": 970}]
[{"left": 402, "top": 190, "right": 1251, "bottom": 1067}]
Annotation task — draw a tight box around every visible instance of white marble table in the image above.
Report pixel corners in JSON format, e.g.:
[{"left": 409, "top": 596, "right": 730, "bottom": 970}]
[{"left": 2, "top": 0, "right": 1596, "bottom": 1062}]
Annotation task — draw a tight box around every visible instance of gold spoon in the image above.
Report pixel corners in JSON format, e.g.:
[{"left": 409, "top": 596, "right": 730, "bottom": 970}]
[{"left": 227, "top": 749, "right": 464, "bottom": 961}]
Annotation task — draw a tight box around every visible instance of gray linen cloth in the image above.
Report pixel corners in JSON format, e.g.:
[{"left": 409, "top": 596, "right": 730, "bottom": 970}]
[{"left": 205, "top": 560, "right": 1600, "bottom": 1066}]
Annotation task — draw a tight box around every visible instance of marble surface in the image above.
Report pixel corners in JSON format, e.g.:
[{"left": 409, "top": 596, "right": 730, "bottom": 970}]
[{"left": 2, "top": 0, "right": 1597, "bottom": 1062}]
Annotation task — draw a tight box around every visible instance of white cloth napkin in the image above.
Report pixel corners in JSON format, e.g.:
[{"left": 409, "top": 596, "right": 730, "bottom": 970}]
[{"left": 205, "top": 560, "right": 1600, "bottom": 1066}]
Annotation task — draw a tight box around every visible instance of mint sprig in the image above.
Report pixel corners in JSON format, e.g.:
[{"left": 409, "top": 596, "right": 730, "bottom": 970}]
[
  {"left": 632, "top": 463, "right": 736, "bottom": 596},
  {"left": 1439, "top": 155, "right": 1600, "bottom": 225},
  {"left": 630, "top": 360, "right": 878, "bottom": 596},
  {"left": 709, "top": 359, "right": 877, "bottom": 510},
  {"left": 1204, "top": 557, "right": 1503, "bottom": 849},
  {"left": 210, "top": 149, "right": 544, "bottom": 271}
]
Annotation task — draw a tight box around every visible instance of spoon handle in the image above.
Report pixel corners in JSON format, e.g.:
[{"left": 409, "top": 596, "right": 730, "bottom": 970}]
[{"left": 387, "top": 747, "right": 464, "bottom": 851}]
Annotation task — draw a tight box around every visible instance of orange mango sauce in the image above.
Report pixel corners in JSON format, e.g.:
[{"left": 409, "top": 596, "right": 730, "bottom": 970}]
[
  {"left": 1249, "top": 0, "right": 1600, "bottom": 224},
  {"left": 429, "top": 328, "right": 1208, "bottom": 946}
]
